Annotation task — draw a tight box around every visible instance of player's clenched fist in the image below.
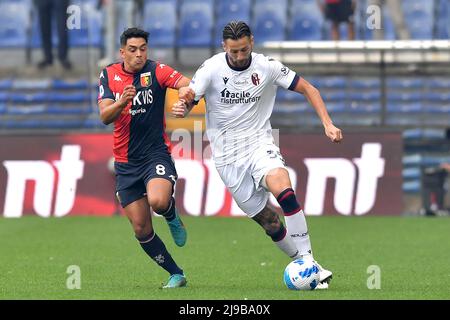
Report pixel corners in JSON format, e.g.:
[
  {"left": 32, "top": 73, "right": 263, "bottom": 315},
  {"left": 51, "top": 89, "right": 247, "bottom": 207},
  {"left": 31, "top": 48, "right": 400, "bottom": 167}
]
[
  {"left": 118, "top": 85, "right": 136, "bottom": 108},
  {"left": 178, "top": 87, "right": 195, "bottom": 102},
  {"left": 172, "top": 99, "right": 188, "bottom": 118},
  {"left": 324, "top": 123, "right": 343, "bottom": 143}
]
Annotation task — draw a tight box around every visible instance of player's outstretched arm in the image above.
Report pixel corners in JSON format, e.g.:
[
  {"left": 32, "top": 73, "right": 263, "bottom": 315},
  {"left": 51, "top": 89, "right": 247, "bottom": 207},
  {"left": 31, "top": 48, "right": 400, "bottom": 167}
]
[
  {"left": 293, "top": 78, "right": 343, "bottom": 143},
  {"left": 99, "top": 84, "right": 136, "bottom": 125}
]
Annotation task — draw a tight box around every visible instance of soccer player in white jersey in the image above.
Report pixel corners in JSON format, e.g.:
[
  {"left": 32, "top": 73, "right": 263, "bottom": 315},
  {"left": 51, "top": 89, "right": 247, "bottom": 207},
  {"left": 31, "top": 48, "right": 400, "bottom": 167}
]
[{"left": 173, "top": 21, "right": 343, "bottom": 289}]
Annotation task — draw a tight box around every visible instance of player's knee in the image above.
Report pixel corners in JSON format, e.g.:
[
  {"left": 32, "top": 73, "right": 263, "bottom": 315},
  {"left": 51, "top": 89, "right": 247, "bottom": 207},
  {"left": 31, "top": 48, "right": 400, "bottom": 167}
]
[
  {"left": 133, "top": 222, "right": 152, "bottom": 239},
  {"left": 265, "top": 168, "right": 290, "bottom": 190},
  {"left": 149, "top": 197, "right": 170, "bottom": 214}
]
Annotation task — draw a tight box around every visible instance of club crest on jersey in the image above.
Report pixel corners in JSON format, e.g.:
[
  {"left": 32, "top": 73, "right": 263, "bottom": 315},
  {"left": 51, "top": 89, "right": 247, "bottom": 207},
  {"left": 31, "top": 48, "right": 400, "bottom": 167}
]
[
  {"left": 140, "top": 72, "right": 152, "bottom": 87},
  {"left": 251, "top": 73, "right": 260, "bottom": 86}
]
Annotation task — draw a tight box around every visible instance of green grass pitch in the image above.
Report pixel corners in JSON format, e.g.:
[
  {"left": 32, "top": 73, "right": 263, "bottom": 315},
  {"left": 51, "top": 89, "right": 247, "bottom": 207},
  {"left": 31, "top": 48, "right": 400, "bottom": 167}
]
[{"left": 1, "top": 215, "right": 449, "bottom": 300}]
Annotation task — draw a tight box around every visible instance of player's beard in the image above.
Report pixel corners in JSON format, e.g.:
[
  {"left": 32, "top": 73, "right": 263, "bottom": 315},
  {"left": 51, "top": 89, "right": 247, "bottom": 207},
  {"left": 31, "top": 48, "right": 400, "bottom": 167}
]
[{"left": 230, "top": 55, "right": 251, "bottom": 69}]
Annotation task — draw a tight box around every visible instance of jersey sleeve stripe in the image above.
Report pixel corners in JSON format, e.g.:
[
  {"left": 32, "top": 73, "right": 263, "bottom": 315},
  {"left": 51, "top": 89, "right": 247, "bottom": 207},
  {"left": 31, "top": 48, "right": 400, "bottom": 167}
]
[{"left": 288, "top": 74, "right": 300, "bottom": 91}]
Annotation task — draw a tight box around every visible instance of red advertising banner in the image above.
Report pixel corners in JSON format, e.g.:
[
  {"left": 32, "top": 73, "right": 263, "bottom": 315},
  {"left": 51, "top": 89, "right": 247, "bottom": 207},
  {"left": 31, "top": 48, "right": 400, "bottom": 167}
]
[{"left": 0, "top": 132, "right": 402, "bottom": 217}]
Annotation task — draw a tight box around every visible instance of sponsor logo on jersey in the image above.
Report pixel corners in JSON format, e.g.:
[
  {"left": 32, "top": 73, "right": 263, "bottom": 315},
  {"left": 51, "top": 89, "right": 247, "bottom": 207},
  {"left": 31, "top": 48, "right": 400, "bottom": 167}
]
[
  {"left": 114, "top": 74, "right": 122, "bottom": 82},
  {"left": 113, "top": 88, "right": 153, "bottom": 106},
  {"left": 233, "top": 78, "right": 249, "bottom": 86},
  {"left": 220, "top": 88, "right": 261, "bottom": 104},
  {"left": 280, "top": 66, "right": 289, "bottom": 76},
  {"left": 129, "top": 107, "right": 147, "bottom": 116},
  {"left": 223, "top": 77, "right": 229, "bottom": 85},
  {"left": 133, "top": 89, "right": 153, "bottom": 106},
  {"left": 140, "top": 72, "right": 152, "bottom": 87},
  {"left": 251, "top": 73, "right": 260, "bottom": 86}
]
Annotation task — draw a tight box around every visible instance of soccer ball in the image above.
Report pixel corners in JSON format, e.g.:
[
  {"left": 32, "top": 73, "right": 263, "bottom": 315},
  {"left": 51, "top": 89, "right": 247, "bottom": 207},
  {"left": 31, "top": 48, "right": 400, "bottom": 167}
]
[{"left": 283, "top": 258, "right": 320, "bottom": 290}]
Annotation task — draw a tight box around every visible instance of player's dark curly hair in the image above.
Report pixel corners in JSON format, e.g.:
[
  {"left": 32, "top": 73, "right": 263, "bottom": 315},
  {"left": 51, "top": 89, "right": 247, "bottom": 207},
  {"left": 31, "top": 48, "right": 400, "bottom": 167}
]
[
  {"left": 120, "top": 27, "right": 149, "bottom": 47},
  {"left": 222, "top": 21, "right": 252, "bottom": 41}
]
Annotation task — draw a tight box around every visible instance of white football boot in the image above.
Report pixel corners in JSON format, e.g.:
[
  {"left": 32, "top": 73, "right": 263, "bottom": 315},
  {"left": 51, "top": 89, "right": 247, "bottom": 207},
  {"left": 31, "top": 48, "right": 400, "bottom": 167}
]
[{"left": 314, "top": 261, "right": 333, "bottom": 290}]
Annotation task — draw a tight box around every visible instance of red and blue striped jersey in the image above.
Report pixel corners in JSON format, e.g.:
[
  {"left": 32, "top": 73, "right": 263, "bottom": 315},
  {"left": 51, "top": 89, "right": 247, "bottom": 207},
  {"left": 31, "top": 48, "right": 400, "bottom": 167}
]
[{"left": 98, "top": 60, "right": 183, "bottom": 163}]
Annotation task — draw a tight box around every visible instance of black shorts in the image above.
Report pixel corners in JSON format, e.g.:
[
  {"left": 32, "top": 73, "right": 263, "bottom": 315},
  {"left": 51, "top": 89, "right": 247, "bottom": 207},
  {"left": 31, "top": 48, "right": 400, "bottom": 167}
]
[
  {"left": 325, "top": 0, "right": 354, "bottom": 23},
  {"left": 114, "top": 152, "right": 178, "bottom": 208}
]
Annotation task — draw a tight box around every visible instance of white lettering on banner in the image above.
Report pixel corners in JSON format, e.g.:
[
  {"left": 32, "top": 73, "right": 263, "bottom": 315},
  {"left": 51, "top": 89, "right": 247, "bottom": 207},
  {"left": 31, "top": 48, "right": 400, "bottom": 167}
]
[
  {"left": 53, "top": 146, "right": 85, "bottom": 217},
  {"left": 174, "top": 159, "right": 204, "bottom": 216},
  {"left": 204, "top": 159, "right": 227, "bottom": 216},
  {"left": 304, "top": 159, "right": 356, "bottom": 215},
  {"left": 3, "top": 161, "right": 55, "bottom": 218},
  {"left": 2, "top": 145, "right": 84, "bottom": 218},
  {"left": 353, "top": 143, "right": 385, "bottom": 215},
  {"left": 304, "top": 143, "right": 384, "bottom": 216}
]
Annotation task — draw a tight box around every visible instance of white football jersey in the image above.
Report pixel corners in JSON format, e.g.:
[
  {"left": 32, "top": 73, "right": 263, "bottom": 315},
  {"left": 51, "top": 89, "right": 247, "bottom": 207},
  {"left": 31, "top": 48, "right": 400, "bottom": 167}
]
[{"left": 190, "top": 52, "right": 298, "bottom": 167}]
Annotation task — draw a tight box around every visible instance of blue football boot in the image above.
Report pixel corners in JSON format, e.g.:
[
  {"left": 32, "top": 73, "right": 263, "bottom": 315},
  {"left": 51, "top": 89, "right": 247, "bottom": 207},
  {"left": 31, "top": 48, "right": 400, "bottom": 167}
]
[
  {"left": 162, "top": 274, "right": 187, "bottom": 289},
  {"left": 166, "top": 208, "right": 187, "bottom": 247}
]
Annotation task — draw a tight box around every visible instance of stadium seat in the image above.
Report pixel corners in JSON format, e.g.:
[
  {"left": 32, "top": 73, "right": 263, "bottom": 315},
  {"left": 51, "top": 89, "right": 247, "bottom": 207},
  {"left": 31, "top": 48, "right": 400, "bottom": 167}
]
[
  {"left": 274, "top": 102, "right": 312, "bottom": 115},
  {"left": 288, "top": 1, "right": 323, "bottom": 41},
  {"left": 403, "top": 128, "right": 447, "bottom": 140},
  {"left": 0, "top": 103, "right": 6, "bottom": 114},
  {"left": 324, "top": 102, "right": 346, "bottom": 113},
  {"left": 382, "top": 9, "right": 396, "bottom": 40},
  {"left": 9, "top": 92, "right": 48, "bottom": 104},
  {"left": 322, "top": 91, "right": 346, "bottom": 102},
  {"left": 252, "top": 0, "right": 288, "bottom": 44},
  {"left": 424, "top": 104, "right": 450, "bottom": 113},
  {"left": 52, "top": 79, "right": 90, "bottom": 90},
  {"left": 424, "top": 92, "right": 450, "bottom": 103},
  {"left": 84, "top": 116, "right": 106, "bottom": 129},
  {"left": 348, "top": 101, "right": 381, "bottom": 113},
  {"left": 6, "top": 104, "right": 47, "bottom": 115},
  {"left": 387, "top": 102, "right": 422, "bottom": 113},
  {"left": 427, "top": 77, "right": 450, "bottom": 89},
  {"left": 349, "top": 78, "right": 381, "bottom": 89},
  {"left": 47, "top": 92, "right": 90, "bottom": 103},
  {"left": 0, "top": 1, "right": 30, "bottom": 48},
  {"left": 214, "top": 0, "right": 251, "bottom": 46},
  {"left": 143, "top": 0, "right": 177, "bottom": 47},
  {"left": 12, "top": 79, "right": 51, "bottom": 90},
  {"left": 402, "top": 0, "right": 434, "bottom": 39},
  {"left": 0, "top": 92, "right": 7, "bottom": 103},
  {"left": 47, "top": 104, "right": 91, "bottom": 115},
  {"left": 402, "top": 153, "right": 422, "bottom": 166},
  {"left": 312, "top": 76, "right": 347, "bottom": 89},
  {"left": 387, "top": 78, "right": 424, "bottom": 89},
  {"left": 422, "top": 155, "right": 450, "bottom": 166},
  {"left": 403, "top": 167, "right": 421, "bottom": 179},
  {"left": 276, "top": 88, "right": 305, "bottom": 103},
  {"left": 436, "top": 0, "right": 449, "bottom": 39},
  {"left": 403, "top": 180, "right": 420, "bottom": 193},
  {"left": 387, "top": 91, "right": 423, "bottom": 102},
  {"left": 0, "top": 79, "right": 13, "bottom": 90},
  {"left": 178, "top": 0, "right": 214, "bottom": 47},
  {"left": 349, "top": 91, "right": 381, "bottom": 101}
]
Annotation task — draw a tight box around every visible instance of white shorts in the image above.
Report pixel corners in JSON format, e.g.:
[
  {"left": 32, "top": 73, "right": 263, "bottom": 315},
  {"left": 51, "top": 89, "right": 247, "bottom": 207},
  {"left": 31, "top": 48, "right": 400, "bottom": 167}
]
[{"left": 215, "top": 142, "right": 286, "bottom": 218}]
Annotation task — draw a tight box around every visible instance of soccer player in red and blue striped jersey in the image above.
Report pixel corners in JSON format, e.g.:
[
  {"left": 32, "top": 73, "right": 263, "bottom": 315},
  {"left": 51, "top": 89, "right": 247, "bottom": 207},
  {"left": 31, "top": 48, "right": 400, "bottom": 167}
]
[{"left": 98, "top": 28, "right": 194, "bottom": 288}]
